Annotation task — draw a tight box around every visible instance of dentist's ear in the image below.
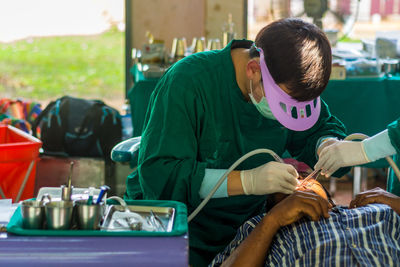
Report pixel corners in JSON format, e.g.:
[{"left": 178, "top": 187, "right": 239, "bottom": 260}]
[{"left": 246, "top": 59, "right": 261, "bottom": 80}]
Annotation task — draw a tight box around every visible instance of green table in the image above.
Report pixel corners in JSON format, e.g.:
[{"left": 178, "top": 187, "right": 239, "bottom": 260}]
[{"left": 322, "top": 75, "right": 400, "bottom": 136}]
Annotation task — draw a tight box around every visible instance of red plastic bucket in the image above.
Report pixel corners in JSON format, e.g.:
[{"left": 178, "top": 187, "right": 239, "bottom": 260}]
[{"left": 0, "top": 124, "right": 42, "bottom": 202}]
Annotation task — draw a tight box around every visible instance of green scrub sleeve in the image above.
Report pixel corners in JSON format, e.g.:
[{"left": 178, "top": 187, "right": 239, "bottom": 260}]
[
  {"left": 135, "top": 74, "right": 207, "bottom": 207},
  {"left": 388, "top": 119, "right": 400, "bottom": 154},
  {"left": 287, "top": 99, "right": 350, "bottom": 178},
  {"left": 387, "top": 118, "right": 400, "bottom": 196}
]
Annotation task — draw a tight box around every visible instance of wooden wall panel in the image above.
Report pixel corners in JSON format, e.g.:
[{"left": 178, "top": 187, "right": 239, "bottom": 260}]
[
  {"left": 206, "top": 0, "right": 246, "bottom": 41},
  {"left": 131, "top": 0, "right": 206, "bottom": 53}
]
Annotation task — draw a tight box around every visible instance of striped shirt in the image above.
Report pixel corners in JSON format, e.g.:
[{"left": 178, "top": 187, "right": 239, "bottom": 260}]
[{"left": 210, "top": 204, "right": 400, "bottom": 266}]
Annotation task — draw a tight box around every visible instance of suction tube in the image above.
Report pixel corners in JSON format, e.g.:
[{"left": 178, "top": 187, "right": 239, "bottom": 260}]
[{"left": 187, "top": 149, "right": 283, "bottom": 222}]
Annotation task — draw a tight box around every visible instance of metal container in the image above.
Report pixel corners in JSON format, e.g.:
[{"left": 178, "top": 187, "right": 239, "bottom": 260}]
[
  {"left": 75, "top": 200, "right": 104, "bottom": 230},
  {"left": 21, "top": 200, "right": 45, "bottom": 229},
  {"left": 192, "top": 37, "right": 206, "bottom": 53},
  {"left": 21, "top": 194, "right": 51, "bottom": 229},
  {"left": 101, "top": 204, "right": 175, "bottom": 232},
  {"left": 381, "top": 59, "right": 399, "bottom": 76},
  {"left": 324, "top": 29, "right": 338, "bottom": 46},
  {"left": 207, "top": 38, "right": 221, "bottom": 50},
  {"left": 45, "top": 201, "right": 74, "bottom": 230},
  {"left": 171, "top": 37, "right": 187, "bottom": 60},
  {"left": 61, "top": 185, "right": 73, "bottom": 201}
]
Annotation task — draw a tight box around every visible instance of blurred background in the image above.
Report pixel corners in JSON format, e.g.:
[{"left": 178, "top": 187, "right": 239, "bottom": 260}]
[
  {"left": 1, "top": 0, "right": 399, "bottom": 109},
  {"left": 0, "top": 0, "right": 125, "bottom": 108}
]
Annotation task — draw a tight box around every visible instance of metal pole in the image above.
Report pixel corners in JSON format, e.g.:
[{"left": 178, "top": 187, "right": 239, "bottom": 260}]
[
  {"left": 15, "top": 160, "right": 35, "bottom": 203},
  {"left": 353, "top": 166, "right": 362, "bottom": 197},
  {"left": 125, "top": 0, "right": 133, "bottom": 99},
  {"left": 243, "top": 0, "right": 248, "bottom": 38},
  {"left": 0, "top": 186, "right": 6, "bottom": 199}
]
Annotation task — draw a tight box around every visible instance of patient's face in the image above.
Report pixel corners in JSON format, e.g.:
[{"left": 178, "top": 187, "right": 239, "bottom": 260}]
[
  {"left": 273, "top": 174, "right": 329, "bottom": 204},
  {"left": 296, "top": 175, "right": 328, "bottom": 200},
  {"left": 275, "top": 159, "right": 333, "bottom": 205}
]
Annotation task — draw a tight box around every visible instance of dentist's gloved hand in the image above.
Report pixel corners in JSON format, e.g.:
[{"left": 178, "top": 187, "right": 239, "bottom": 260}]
[
  {"left": 315, "top": 140, "right": 370, "bottom": 177},
  {"left": 240, "top": 161, "right": 299, "bottom": 195}
]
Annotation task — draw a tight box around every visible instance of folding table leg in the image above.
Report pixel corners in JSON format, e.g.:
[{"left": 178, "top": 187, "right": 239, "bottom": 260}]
[
  {"left": 352, "top": 166, "right": 372, "bottom": 198},
  {"left": 15, "top": 160, "right": 35, "bottom": 203},
  {"left": 0, "top": 186, "right": 6, "bottom": 199},
  {"left": 329, "top": 178, "right": 336, "bottom": 196},
  {"left": 353, "top": 167, "right": 363, "bottom": 197}
]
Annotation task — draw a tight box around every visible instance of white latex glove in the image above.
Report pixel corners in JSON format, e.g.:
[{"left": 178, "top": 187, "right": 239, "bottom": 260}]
[
  {"left": 314, "top": 140, "right": 370, "bottom": 177},
  {"left": 317, "top": 137, "right": 338, "bottom": 156},
  {"left": 240, "top": 161, "right": 299, "bottom": 195}
]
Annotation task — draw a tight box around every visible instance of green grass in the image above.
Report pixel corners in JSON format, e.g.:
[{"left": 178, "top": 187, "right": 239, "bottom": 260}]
[
  {"left": 0, "top": 28, "right": 124, "bottom": 102},
  {"left": 339, "top": 36, "right": 362, "bottom": 43}
]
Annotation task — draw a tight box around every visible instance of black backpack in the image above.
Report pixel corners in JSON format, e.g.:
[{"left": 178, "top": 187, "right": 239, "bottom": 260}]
[{"left": 32, "top": 96, "right": 122, "bottom": 161}]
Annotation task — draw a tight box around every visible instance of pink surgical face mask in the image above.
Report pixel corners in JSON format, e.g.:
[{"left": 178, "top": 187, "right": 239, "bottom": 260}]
[{"left": 254, "top": 45, "right": 321, "bottom": 131}]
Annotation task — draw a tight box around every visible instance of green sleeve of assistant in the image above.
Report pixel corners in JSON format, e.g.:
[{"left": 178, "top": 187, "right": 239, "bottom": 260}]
[
  {"left": 387, "top": 119, "right": 400, "bottom": 196},
  {"left": 135, "top": 71, "right": 207, "bottom": 207},
  {"left": 388, "top": 118, "right": 400, "bottom": 155},
  {"left": 287, "top": 99, "right": 351, "bottom": 177}
]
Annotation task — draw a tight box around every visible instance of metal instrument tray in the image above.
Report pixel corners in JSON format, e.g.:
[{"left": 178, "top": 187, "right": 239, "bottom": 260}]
[
  {"left": 101, "top": 205, "right": 175, "bottom": 232},
  {"left": 7, "top": 200, "right": 186, "bottom": 237}
]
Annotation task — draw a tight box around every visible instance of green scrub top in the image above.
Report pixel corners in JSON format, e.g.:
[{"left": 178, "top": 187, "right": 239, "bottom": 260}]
[
  {"left": 125, "top": 40, "right": 350, "bottom": 266},
  {"left": 387, "top": 119, "right": 400, "bottom": 196}
]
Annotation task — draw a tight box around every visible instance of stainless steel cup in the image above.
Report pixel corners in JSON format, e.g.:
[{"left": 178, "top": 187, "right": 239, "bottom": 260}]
[
  {"left": 61, "top": 185, "right": 73, "bottom": 201},
  {"left": 45, "top": 201, "right": 74, "bottom": 230},
  {"left": 21, "top": 194, "right": 52, "bottom": 229},
  {"left": 192, "top": 37, "right": 206, "bottom": 53},
  {"left": 75, "top": 200, "right": 104, "bottom": 230},
  {"left": 21, "top": 200, "right": 44, "bottom": 229},
  {"left": 207, "top": 38, "right": 221, "bottom": 50},
  {"left": 382, "top": 59, "right": 399, "bottom": 76},
  {"left": 171, "top": 37, "right": 187, "bottom": 60}
]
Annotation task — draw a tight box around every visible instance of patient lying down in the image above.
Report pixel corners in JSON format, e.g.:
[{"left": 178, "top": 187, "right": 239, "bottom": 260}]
[{"left": 210, "top": 169, "right": 400, "bottom": 267}]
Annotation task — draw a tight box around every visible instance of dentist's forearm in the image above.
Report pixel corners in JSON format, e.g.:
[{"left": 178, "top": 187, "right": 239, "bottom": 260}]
[{"left": 199, "top": 169, "right": 245, "bottom": 199}]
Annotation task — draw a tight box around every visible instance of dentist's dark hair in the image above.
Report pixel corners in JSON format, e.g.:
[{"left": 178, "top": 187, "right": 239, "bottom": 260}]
[{"left": 249, "top": 18, "right": 332, "bottom": 102}]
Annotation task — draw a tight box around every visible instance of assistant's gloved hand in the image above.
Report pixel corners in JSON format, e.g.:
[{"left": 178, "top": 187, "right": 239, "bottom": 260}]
[
  {"left": 316, "top": 137, "right": 338, "bottom": 156},
  {"left": 315, "top": 140, "right": 370, "bottom": 177},
  {"left": 240, "top": 161, "right": 299, "bottom": 195}
]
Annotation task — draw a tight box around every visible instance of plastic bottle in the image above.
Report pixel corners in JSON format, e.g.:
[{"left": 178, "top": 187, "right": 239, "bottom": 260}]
[
  {"left": 222, "top": 13, "right": 236, "bottom": 47},
  {"left": 121, "top": 100, "right": 133, "bottom": 140}
]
